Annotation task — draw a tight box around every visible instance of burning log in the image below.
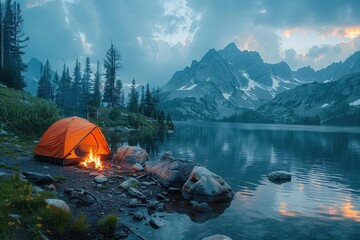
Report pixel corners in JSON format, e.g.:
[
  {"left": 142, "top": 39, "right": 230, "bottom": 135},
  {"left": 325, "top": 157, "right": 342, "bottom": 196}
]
[{"left": 80, "top": 149, "right": 103, "bottom": 170}]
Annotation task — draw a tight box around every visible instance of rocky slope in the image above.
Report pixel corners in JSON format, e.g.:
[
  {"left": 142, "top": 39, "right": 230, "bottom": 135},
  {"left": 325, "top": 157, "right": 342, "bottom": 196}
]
[{"left": 258, "top": 72, "right": 360, "bottom": 125}]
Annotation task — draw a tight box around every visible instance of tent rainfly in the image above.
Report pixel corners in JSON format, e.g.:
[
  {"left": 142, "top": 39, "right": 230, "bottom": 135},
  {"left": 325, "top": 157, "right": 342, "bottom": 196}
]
[{"left": 34, "top": 116, "right": 111, "bottom": 165}]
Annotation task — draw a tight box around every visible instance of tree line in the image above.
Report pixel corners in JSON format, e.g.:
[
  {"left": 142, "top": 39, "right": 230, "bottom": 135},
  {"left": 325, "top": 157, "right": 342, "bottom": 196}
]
[
  {"left": 0, "top": 0, "right": 28, "bottom": 89},
  {"left": 0, "top": 0, "right": 174, "bottom": 128},
  {"left": 36, "top": 42, "right": 174, "bottom": 129}
]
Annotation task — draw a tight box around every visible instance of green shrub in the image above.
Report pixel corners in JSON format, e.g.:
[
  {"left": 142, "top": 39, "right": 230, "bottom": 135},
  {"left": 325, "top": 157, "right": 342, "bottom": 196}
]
[
  {"left": 72, "top": 214, "right": 89, "bottom": 236},
  {"left": 97, "top": 214, "right": 117, "bottom": 236},
  {"left": 0, "top": 99, "right": 59, "bottom": 134}
]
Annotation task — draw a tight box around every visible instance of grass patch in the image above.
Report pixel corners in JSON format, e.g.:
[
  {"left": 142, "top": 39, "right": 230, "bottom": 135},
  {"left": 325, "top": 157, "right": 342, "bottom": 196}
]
[
  {"left": 72, "top": 214, "right": 90, "bottom": 236},
  {"left": 0, "top": 174, "right": 73, "bottom": 239},
  {"left": 53, "top": 175, "right": 67, "bottom": 181},
  {"left": 97, "top": 214, "right": 117, "bottom": 237},
  {"left": 0, "top": 163, "right": 20, "bottom": 172}
]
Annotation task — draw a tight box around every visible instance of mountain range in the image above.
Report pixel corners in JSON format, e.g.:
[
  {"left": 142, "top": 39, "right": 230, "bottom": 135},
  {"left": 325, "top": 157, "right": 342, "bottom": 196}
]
[{"left": 159, "top": 42, "right": 360, "bottom": 121}]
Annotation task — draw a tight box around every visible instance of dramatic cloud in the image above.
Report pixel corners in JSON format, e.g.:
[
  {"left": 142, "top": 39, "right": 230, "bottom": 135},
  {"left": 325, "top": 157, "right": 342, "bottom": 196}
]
[{"left": 18, "top": 0, "right": 360, "bottom": 86}]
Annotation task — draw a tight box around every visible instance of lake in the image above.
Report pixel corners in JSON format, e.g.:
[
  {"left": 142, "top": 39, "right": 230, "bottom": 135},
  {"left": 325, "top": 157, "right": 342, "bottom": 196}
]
[{"left": 107, "top": 122, "right": 360, "bottom": 240}]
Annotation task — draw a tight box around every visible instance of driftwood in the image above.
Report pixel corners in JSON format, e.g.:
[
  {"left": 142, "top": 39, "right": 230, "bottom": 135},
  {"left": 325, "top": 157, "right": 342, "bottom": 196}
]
[
  {"left": 136, "top": 173, "right": 151, "bottom": 179},
  {"left": 64, "top": 188, "right": 103, "bottom": 207},
  {"left": 122, "top": 224, "right": 147, "bottom": 240}
]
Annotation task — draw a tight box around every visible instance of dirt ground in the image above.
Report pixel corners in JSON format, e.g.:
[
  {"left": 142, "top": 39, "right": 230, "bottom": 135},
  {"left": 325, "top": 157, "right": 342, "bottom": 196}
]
[{"left": 0, "top": 152, "right": 173, "bottom": 239}]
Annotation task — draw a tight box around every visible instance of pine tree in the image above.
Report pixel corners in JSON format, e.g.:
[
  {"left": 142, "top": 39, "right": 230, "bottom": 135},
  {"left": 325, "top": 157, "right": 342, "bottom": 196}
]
[
  {"left": 1, "top": 0, "right": 28, "bottom": 89},
  {"left": 64, "top": 66, "right": 72, "bottom": 109},
  {"left": 52, "top": 70, "right": 59, "bottom": 102},
  {"left": 144, "top": 83, "right": 153, "bottom": 117},
  {"left": 128, "top": 78, "right": 139, "bottom": 113},
  {"left": 56, "top": 65, "right": 66, "bottom": 107},
  {"left": 103, "top": 42, "right": 122, "bottom": 108},
  {"left": 81, "top": 56, "right": 92, "bottom": 109},
  {"left": 166, "top": 112, "right": 174, "bottom": 129},
  {"left": 0, "top": 0, "right": 3, "bottom": 73},
  {"left": 114, "top": 79, "right": 124, "bottom": 108},
  {"left": 37, "top": 60, "right": 53, "bottom": 100},
  {"left": 91, "top": 60, "right": 101, "bottom": 107},
  {"left": 139, "top": 85, "right": 145, "bottom": 115},
  {"left": 71, "top": 58, "right": 82, "bottom": 108}
]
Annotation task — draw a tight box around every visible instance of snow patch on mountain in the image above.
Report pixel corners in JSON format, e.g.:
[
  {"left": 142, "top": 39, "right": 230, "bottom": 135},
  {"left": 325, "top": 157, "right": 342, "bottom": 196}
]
[
  {"left": 222, "top": 93, "right": 231, "bottom": 100},
  {"left": 350, "top": 99, "right": 360, "bottom": 106},
  {"left": 177, "top": 84, "right": 197, "bottom": 91}
]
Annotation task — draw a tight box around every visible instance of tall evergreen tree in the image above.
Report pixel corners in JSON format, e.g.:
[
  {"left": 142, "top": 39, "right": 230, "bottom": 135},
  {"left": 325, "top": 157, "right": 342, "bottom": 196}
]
[
  {"left": 80, "top": 56, "right": 92, "bottom": 114},
  {"left": 52, "top": 70, "right": 59, "bottom": 102},
  {"left": 144, "top": 83, "right": 154, "bottom": 117},
  {"left": 128, "top": 78, "right": 139, "bottom": 113},
  {"left": 64, "top": 66, "right": 72, "bottom": 109},
  {"left": 71, "top": 58, "right": 82, "bottom": 108},
  {"left": 0, "top": 0, "right": 3, "bottom": 73},
  {"left": 1, "top": 0, "right": 27, "bottom": 89},
  {"left": 103, "top": 42, "right": 122, "bottom": 108},
  {"left": 56, "top": 65, "right": 66, "bottom": 107},
  {"left": 37, "top": 59, "right": 53, "bottom": 100},
  {"left": 114, "top": 79, "right": 124, "bottom": 108},
  {"left": 139, "top": 85, "right": 145, "bottom": 115},
  {"left": 92, "top": 61, "right": 101, "bottom": 108}
]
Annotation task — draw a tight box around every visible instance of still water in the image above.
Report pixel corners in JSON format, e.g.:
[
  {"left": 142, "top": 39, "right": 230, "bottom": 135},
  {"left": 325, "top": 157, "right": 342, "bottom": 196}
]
[{"left": 107, "top": 122, "right": 360, "bottom": 240}]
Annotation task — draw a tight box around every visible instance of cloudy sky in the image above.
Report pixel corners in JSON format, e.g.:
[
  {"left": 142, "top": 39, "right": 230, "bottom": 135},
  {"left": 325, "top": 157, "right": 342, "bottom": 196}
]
[{"left": 18, "top": 0, "right": 360, "bottom": 87}]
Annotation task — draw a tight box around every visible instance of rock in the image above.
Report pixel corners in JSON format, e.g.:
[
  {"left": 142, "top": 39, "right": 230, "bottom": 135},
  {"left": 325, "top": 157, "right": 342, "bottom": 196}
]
[
  {"left": 89, "top": 172, "right": 99, "bottom": 176},
  {"left": 45, "top": 199, "right": 70, "bottom": 212},
  {"left": 114, "top": 146, "right": 150, "bottom": 164},
  {"left": 168, "top": 187, "right": 181, "bottom": 192},
  {"left": 96, "top": 184, "right": 103, "bottom": 188},
  {"left": 202, "top": 234, "right": 232, "bottom": 240},
  {"left": 128, "top": 198, "right": 138, "bottom": 208},
  {"left": 267, "top": 171, "right": 291, "bottom": 181},
  {"left": 22, "top": 171, "right": 57, "bottom": 184},
  {"left": 42, "top": 166, "right": 49, "bottom": 169},
  {"left": 94, "top": 174, "right": 107, "bottom": 183},
  {"left": 0, "top": 129, "right": 8, "bottom": 135},
  {"left": 128, "top": 187, "right": 147, "bottom": 200},
  {"left": 32, "top": 186, "right": 44, "bottom": 193},
  {"left": 141, "top": 181, "right": 151, "bottom": 186},
  {"left": 156, "top": 193, "right": 167, "bottom": 200},
  {"left": 132, "top": 163, "right": 144, "bottom": 172},
  {"left": 149, "top": 218, "right": 167, "bottom": 229},
  {"left": 182, "top": 166, "right": 233, "bottom": 203},
  {"left": 144, "top": 153, "right": 197, "bottom": 188},
  {"left": 147, "top": 199, "right": 159, "bottom": 210},
  {"left": 45, "top": 184, "right": 56, "bottom": 191},
  {"left": 133, "top": 211, "right": 144, "bottom": 221},
  {"left": 120, "top": 178, "right": 140, "bottom": 190}
]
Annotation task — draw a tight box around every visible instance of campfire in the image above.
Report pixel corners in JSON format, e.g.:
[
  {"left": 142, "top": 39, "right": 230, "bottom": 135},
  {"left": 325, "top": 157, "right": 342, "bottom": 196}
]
[{"left": 80, "top": 149, "right": 103, "bottom": 170}]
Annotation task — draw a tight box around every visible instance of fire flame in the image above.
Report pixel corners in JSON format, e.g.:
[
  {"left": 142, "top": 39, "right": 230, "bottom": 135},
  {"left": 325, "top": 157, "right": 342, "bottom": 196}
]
[{"left": 81, "top": 149, "right": 103, "bottom": 170}]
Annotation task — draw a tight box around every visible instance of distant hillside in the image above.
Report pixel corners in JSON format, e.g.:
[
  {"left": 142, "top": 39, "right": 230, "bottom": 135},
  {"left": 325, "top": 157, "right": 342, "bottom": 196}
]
[{"left": 258, "top": 73, "right": 360, "bottom": 125}]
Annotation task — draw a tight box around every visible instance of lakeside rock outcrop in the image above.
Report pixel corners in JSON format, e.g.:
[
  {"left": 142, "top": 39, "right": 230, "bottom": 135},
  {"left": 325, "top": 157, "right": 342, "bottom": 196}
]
[{"left": 144, "top": 152, "right": 197, "bottom": 188}]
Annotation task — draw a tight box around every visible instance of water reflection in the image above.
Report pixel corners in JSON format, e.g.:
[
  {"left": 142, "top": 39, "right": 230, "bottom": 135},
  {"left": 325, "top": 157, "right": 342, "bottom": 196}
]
[{"left": 104, "top": 122, "right": 360, "bottom": 239}]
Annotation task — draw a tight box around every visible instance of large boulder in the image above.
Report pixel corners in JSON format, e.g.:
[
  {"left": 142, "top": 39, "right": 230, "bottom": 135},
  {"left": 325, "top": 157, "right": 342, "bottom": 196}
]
[
  {"left": 114, "top": 146, "right": 149, "bottom": 165},
  {"left": 182, "top": 166, "right": 233, "bottom": 203},
  {"left": 144, "top": 152, "right": 197, "bottom": 188}
]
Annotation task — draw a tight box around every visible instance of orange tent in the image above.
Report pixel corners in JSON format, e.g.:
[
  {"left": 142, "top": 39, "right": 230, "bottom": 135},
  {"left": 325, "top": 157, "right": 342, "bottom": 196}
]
[{"left": 34, "top": 116, "right": 111, "bottom": 165}]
